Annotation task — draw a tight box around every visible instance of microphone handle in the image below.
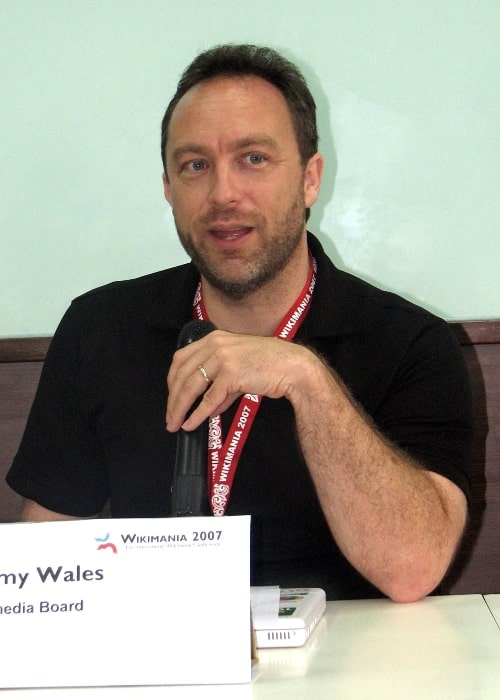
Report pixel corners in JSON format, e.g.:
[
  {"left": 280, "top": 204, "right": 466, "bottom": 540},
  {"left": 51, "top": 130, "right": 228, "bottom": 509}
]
[
  {"left": 171, "top": 421, "right": 209, "bottom": 517},
  {"left": 171, "top": 320, "right": 217, "bottom": 518}
]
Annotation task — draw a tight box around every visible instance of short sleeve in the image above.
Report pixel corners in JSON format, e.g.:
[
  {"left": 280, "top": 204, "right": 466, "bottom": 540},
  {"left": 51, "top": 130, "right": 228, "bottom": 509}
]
[
  {"left": 375, "top": 320, "right": 473, "bottom": 501},
  {"left": 6, "top": 301, "right": 109, "bottom": 517}
]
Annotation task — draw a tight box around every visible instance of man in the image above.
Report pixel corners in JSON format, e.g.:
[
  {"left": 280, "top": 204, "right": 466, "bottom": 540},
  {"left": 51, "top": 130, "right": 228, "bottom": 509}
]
[{"left": 7, "top": 45, "right": 472, "bottom": 602}]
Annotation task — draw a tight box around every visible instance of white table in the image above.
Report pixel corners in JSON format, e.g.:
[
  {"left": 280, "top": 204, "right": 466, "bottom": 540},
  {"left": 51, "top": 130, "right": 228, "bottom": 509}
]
[
  {"left": 484, "top": 594, "right": 500, "bottom": 627},
  {"left": 1, "top": 595, "right": 499, "bottom": 699}
]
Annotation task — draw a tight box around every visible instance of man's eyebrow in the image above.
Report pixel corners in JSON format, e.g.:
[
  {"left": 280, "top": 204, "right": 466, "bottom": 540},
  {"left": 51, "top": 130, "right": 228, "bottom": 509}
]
[
  {"left": 169, "top": 143, "right": 207, "bottom": 162},
  {"left": 169, "top": 134, "right": 280, "bottom": 162},
  {"left": 229, "top": 134, "right": 280, "bottom": 151}
]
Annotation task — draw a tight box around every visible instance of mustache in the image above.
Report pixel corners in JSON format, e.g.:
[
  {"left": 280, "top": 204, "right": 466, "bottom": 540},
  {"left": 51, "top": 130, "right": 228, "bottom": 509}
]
[{"left": 198, "top": 207, "right": 264, "bottom": 227}]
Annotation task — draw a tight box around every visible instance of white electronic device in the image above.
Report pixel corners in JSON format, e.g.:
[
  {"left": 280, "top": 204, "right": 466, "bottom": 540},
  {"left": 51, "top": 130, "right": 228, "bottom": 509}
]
[{"left": 251, "top": 587, "right": 326, "bottom": 648}]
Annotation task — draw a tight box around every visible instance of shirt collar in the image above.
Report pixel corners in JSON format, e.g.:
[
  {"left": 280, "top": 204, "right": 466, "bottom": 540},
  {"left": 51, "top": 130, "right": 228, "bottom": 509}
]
[
  {"left": 143, "top": 232, "right": 371, "bottom": 340},
  {"left": 143, "top": 262, "right": 199, "bottom": 334},
  {"left": 304, "top": 232, "right": 373, "bottom": 339}
]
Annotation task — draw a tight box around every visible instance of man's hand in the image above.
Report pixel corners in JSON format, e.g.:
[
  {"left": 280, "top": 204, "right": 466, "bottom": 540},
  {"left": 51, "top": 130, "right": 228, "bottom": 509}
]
[{"left": 166, "top": 330, "right": 317, "bottom": 432}]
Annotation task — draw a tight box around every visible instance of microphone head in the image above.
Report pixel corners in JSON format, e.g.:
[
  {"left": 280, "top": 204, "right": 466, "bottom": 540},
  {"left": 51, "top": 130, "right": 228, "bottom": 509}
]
[{"left": 177, "top": 320, "right": 217, "bottom": 348}]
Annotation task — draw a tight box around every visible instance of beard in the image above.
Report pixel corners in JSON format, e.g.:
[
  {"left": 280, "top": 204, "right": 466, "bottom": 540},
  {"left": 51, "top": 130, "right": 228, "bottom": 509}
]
[{"left": 173, "top": 189, "right": 306, "bottom": 301}]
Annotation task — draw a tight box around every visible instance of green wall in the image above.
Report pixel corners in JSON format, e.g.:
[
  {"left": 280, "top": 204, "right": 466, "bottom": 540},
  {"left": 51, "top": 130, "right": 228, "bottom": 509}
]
[{"left": 1, "top": 0, "right": 498, "bottom": 336}]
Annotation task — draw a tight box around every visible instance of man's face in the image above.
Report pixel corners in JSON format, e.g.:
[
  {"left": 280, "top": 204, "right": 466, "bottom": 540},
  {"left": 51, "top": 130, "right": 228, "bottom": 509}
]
[{"left": 163, "top": 75, "right": 322, "bottom": 299}]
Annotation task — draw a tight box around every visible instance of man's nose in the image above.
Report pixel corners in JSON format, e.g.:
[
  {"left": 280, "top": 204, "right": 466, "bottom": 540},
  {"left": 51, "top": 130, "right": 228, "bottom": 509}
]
[{"left": 207, "top": 164, "right": 241, "bottom": 207}]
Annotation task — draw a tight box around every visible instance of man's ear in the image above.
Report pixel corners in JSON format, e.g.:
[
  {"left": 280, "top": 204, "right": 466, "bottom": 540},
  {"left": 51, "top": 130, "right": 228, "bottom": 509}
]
[
  {"left": 303, "top": 153, "right": 324, "bottom": 209},
  {"left": 163, "top": 172, "right": 172, "bottom": 205}
]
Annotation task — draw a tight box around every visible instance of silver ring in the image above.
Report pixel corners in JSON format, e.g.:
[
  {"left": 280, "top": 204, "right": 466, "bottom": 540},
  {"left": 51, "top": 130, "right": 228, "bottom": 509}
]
[{"left": 198, "top": 365, "right": 212, "bottom": 385}]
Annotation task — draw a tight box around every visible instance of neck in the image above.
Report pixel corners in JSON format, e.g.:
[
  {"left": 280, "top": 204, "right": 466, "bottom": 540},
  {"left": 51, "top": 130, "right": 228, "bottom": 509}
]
[{"left": 201, "top": 241, "right": 311, "bottom": 336}]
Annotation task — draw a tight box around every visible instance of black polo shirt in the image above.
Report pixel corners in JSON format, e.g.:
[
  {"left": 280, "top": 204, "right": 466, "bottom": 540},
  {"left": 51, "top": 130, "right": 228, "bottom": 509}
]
[{"left": 7, "top": 233, "right": 472, "bottom": 599}]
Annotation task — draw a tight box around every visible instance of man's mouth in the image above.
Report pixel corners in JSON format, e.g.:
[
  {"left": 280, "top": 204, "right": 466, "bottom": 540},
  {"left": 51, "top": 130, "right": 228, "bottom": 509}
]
[{"left": 209, "top": 226, "right": 252, "bottom": 241}]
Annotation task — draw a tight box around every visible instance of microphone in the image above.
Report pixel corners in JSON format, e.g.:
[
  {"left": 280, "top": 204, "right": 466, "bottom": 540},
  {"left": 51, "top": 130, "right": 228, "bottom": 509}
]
[{"left": 171, "top": 320, "right": 217, "bottom": 517}]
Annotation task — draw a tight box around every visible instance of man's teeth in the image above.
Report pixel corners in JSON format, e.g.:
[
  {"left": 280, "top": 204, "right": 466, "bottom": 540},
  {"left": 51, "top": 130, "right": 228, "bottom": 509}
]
[{"left": 217, "top": 228, "right": 246, "bottom": 240}]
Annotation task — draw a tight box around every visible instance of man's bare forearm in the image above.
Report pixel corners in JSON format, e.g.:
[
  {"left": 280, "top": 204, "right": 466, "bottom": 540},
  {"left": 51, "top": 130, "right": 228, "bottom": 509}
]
[{"left": 290, "top": 354, "right": 467, "bottom": 603}]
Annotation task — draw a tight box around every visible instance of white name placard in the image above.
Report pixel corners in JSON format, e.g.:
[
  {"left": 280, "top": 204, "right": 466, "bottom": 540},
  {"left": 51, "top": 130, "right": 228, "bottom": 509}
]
[{"left": 0, "top": 515, "right": 251, "bottom": 688}]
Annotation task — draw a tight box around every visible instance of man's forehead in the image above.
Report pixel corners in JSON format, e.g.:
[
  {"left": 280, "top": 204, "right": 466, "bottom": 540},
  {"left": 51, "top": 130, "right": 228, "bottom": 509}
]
[
  {"left": 171, "top": 75, "right": 289, "bottom": 122},
  {"left": 167, "top": 75, "right": 294, "bottom": 146},
  {"left": 178, "top": 72, "right": 281, "bottom": 99}
]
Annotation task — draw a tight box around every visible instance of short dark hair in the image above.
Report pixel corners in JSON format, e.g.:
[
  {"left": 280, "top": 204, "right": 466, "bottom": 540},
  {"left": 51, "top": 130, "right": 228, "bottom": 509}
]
[{"left": 160, "top": 44, "right": 318, "bottom": 174}]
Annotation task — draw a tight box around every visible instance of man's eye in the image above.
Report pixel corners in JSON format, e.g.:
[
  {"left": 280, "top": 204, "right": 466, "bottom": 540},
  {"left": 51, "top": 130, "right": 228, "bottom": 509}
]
[
  {"left": 185, "top": 159, "right": 207, "bottom": 172},
  {"left": 243, "top": 153, "right": 266, "bottom": 166}
]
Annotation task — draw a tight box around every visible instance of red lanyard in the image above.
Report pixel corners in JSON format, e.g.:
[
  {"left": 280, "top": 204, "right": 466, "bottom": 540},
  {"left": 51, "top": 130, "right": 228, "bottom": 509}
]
[{"left": 193, "top": 255, "right": 317, "bottom": 515}]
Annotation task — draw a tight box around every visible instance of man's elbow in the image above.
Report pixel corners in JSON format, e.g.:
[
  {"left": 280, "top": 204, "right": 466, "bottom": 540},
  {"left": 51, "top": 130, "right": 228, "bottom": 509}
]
[
  {"left": 20, "top": 498, "right": 86, "bottom": 523},
  {"left": 381, "top": 558, "right": 454, "bottom": 604}
]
